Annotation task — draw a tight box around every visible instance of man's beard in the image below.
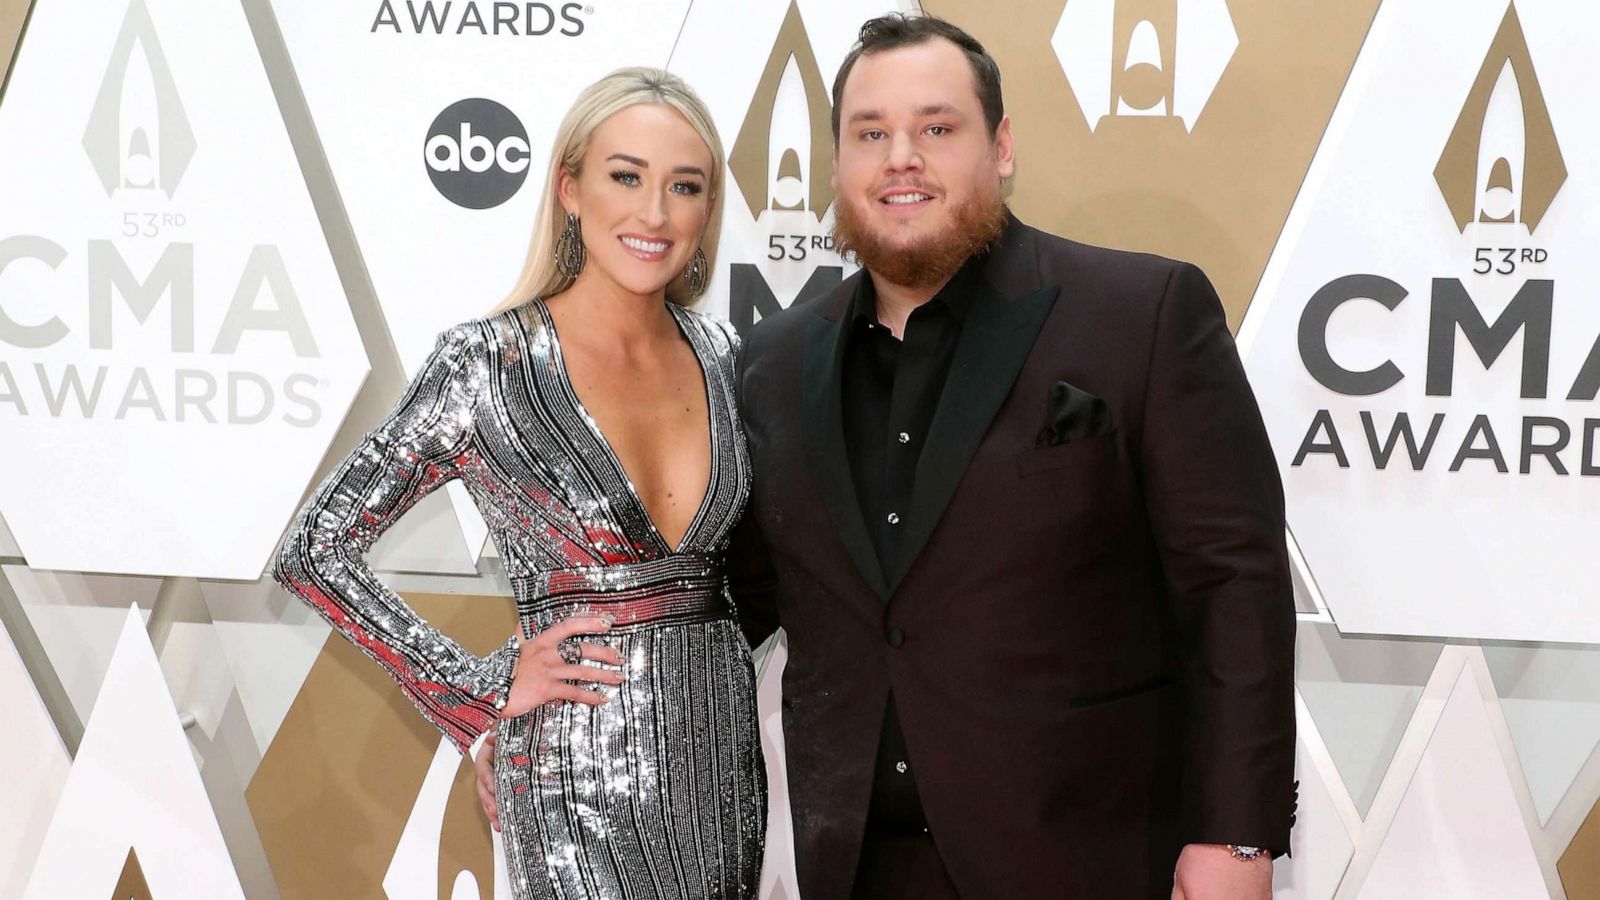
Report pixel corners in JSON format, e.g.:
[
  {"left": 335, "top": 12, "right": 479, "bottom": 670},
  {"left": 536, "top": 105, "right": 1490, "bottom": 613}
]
[{"left": 832, "top": 190, "right": 1008, "bottom": 291}]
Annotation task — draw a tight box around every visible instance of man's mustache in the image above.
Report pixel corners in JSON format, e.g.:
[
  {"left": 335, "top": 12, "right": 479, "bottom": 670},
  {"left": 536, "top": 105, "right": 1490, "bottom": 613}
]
[{"left": 869, "top": 179, "right": 941, "bottom": 196}]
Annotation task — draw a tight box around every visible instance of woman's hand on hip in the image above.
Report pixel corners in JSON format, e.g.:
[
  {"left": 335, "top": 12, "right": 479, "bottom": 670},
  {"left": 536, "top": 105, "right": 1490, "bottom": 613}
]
[{"left": 499, "top": 615, "right": 624, "bottom": 719}]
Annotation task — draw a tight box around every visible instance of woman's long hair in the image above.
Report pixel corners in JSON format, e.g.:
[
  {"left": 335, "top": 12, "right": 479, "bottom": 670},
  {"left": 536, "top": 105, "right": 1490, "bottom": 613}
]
[{"left": 489, "top": 67, "right": 726, "bottom": 313}]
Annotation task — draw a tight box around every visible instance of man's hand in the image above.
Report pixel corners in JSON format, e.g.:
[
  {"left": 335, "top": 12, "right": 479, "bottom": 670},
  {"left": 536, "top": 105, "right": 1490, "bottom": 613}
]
[
  {"left": 1172, "top": 843, "right": 1271, "bottom": 900},
  {"left": 475, "top": 733, "right": 499, "bottom": 833}
]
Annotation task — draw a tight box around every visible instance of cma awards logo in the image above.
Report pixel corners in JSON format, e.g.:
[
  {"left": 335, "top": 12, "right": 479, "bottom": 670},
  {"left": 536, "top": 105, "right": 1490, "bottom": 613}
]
[
  {"left": 80, "top": 0, "right": 194, "bottom": 198},
  {"left": 724, "top": 0, "right": 843, "bottom": 334},
  {"left": 1291, "top": 5, "right": 1597, "bottom": 478},
  {"left": 0, "top": 0, "right": 325, "bottom": 429},
  {"left": 1432, "top": 4, "right": 1566, "bottom": 233},
  {"left": 425, "top": 98, "right": 531, "bottom": 209},
  {"left": 727, "top": 0, "right": 834, "bottom": 222},
  {"left": 1051, "top": 0, "right": 1238, "bottom": 132}
]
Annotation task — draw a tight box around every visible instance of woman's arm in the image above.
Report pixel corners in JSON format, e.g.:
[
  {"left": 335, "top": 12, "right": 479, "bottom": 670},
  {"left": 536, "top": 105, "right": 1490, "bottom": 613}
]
[{"left": 272, "top": 323, "right": 518, "bottom": 756}]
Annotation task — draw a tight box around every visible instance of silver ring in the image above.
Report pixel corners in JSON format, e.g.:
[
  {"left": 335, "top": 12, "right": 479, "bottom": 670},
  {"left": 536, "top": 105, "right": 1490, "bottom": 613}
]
[{"left": 557, "top": 641, "right": 582, "bottom": 665}]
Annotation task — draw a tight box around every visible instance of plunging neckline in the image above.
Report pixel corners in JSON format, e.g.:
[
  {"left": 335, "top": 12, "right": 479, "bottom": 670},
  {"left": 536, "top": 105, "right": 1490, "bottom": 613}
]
[{"left": 534, "top": 298, "right": 716, "bottom": 556}]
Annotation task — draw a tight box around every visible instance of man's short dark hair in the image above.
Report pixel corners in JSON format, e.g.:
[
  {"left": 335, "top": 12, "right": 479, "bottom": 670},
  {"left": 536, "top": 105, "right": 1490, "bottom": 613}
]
[{"left": 830, "top": 13, "right": 1005, "bottom": 144}]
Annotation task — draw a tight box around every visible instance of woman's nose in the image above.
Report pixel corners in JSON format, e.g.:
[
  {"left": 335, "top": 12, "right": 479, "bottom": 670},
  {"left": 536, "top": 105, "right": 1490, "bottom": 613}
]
[{"left": 639, "top": 189, "right": 669, "bottom": 229}]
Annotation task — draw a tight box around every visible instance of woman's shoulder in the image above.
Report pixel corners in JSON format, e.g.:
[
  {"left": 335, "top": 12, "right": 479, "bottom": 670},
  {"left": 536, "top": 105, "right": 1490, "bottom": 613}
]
[
  {"left": 436, "top": 302, "right": 545, "bottom": 355},
  {"left": 672, "top": 304, "right": 741, "bottom": 358}
]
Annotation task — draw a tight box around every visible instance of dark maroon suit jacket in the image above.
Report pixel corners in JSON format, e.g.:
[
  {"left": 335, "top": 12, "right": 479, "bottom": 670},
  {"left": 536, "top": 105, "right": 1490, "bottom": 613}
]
[{"left": 730, "top": 216, "right": 1296, "bottom": 900}]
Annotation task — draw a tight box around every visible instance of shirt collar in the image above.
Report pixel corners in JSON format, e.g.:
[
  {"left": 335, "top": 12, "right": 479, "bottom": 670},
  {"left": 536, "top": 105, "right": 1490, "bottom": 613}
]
[{"left": 847, "top": 246, "right": 990, "bottom": 332}]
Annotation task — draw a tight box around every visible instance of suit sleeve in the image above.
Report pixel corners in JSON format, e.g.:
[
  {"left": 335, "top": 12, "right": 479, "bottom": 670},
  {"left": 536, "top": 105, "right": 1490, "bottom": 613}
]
[
  {"left": 272, "top": 324, "right": 518, "bottom": 756},
  {"left": 727, "top": 324, "right": 781, "bottom": 650},
  {"left": 1137, "top": 262, "right": 1297, "bottom": 853}
]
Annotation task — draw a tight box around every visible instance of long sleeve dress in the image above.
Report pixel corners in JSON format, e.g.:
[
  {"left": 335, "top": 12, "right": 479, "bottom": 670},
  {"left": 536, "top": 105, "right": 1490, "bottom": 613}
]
[{"left": 272, "top": 298, "right": 766, "bottom": 900}]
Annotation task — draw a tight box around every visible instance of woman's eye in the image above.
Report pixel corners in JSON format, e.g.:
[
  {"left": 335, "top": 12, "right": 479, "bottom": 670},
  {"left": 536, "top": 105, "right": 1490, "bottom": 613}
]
[
  {"left": 610, "top": 170, "right": 641, "bottom": 187},
  {"left": 672, "top": 181, "right": 704, "bottom": 196}
]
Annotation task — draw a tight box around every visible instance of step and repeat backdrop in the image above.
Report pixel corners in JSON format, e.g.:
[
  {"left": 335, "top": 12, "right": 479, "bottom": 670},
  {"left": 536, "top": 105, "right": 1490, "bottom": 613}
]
[{"left": 2, "top": 0, "right": 1598, "bottom": 897}]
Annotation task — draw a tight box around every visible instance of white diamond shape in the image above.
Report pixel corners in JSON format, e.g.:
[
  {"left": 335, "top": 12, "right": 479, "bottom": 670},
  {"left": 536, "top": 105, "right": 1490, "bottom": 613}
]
[{"left": 1051, "top": 0, "right": 1238, "bottom": 132}]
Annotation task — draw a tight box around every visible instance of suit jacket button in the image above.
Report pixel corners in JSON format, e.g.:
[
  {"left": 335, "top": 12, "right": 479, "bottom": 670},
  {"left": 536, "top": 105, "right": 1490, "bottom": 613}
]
[{"left": 886, "top": 628, "right": 905, "bottom": 648}]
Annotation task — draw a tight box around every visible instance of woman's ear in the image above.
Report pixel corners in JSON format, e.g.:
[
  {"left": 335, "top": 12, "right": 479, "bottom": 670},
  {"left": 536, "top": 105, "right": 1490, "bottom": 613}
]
[{"left": 557, "top": 167, "right": 579, "bottom": 217}]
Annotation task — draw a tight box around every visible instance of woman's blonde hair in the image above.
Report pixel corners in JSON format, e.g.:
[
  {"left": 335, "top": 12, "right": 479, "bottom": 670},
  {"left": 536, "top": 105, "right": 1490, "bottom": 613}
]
[{"left": 490, "top": 67, "right": 725, "bottom": 313}]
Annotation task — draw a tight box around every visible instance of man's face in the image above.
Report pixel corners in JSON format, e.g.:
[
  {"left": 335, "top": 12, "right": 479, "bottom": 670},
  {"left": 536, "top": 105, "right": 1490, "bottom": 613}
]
[{"left": 832, "top": 38, "right": 1014, "bottom": 272}]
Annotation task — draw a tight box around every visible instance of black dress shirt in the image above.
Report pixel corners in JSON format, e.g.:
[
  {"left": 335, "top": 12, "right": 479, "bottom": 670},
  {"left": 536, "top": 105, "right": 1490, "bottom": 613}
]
[{"left": 840, "top": 253, "right": 985, "bottom": 832}]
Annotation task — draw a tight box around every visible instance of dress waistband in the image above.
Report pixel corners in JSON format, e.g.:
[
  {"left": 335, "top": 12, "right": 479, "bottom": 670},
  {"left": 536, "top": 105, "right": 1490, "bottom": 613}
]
[{"left": 513, "top": 554, "right": 730, "bottom": 637}]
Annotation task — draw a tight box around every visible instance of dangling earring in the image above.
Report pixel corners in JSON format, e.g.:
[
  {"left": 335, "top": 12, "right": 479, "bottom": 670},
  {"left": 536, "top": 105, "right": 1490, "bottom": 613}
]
[
  {"left": 555, "top": 212, "right": 586, "bottom": 281},
  {"left": 683, "top": 247, "right": 709, "bottom": 298}
]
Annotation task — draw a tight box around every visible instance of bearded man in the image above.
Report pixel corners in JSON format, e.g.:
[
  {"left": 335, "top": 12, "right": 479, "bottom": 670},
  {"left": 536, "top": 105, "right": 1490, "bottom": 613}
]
[{"left": 728, "top": 12, "right": 1297, "bottom": 900}]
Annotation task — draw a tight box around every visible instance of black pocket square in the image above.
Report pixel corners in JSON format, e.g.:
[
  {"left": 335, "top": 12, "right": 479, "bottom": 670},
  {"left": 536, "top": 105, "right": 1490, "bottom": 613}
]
[{"left": 1036, "top": 380, "right": 1111, "bottom": 447}]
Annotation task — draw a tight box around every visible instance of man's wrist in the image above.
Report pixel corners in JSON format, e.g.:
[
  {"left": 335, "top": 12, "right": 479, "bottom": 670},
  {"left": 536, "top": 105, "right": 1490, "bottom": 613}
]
[{"left": 1183, "top": 842, "right": 1275, "bottom": 862}]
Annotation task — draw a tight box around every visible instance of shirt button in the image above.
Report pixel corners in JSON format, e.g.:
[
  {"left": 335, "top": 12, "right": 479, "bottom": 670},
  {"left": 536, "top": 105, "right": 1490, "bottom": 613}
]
[
  {"left": 887, "top": 512, "right": 900, "bottom": 525},
  {"left": 895, "top": 761, "right": 908, "bottom": 774},
  {"left": 886, "top": 628, "right": 905, "bottom": 647},
  {"left": 897, "top": 432, "right": 910, "bottom": 444}
]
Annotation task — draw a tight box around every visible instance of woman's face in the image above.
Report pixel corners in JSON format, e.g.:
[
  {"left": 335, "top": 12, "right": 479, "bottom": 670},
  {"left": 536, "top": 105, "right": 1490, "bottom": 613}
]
[{"left": 559, "top": 103, "right": 714, "bottom": 300}]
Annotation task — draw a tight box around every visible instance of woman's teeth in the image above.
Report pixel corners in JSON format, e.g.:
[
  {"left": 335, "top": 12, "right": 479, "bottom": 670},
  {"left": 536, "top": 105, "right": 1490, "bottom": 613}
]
[{"left": 621, "top": 236, "right": 671, "bottom": 253}]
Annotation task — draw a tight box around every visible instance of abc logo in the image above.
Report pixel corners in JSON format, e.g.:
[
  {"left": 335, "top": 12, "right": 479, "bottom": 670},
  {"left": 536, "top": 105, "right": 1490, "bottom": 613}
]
[{"left": 424, "top": 98, "right": 531, "bottom": 209}]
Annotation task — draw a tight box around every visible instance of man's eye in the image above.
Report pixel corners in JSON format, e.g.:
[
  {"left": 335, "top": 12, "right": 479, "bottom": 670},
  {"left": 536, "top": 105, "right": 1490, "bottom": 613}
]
[{"left": 927, "top": 125, "right": 950, "bottom": 136}]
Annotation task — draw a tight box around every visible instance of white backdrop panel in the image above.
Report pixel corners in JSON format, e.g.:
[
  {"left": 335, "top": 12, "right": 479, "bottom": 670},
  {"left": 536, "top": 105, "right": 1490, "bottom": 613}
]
[
  {"left": 0, "top": 0, "right": 368, "bottom": 579},
  {"left": 1240, "top": 0, "right": 1600, "bottom": 642}
]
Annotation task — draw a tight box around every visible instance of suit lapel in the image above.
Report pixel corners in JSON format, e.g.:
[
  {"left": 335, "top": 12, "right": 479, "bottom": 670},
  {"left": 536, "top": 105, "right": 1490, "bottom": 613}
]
[
  {"left": 886, "top": 281, "right": 1060, "bottom": 591},
  {"left": 802, "top": 287, "right": 891, "bottom": 598}
]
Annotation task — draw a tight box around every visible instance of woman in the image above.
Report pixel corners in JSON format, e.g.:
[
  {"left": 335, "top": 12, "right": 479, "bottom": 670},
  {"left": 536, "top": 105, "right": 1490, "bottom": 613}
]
[{"left": 272, "top": 68, "right": 765, "bottom": 900}]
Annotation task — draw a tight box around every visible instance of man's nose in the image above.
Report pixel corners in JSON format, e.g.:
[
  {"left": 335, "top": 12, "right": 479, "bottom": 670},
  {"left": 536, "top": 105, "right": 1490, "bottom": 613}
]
[{"left": 885, "top": 132, "right": 923, "bottom": 173}]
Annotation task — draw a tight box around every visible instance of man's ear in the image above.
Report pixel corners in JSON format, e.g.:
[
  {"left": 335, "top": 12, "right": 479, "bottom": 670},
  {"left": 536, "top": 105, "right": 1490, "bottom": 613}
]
[{"left": 993, "top": 115, "right": 1015, "bottom": 181}]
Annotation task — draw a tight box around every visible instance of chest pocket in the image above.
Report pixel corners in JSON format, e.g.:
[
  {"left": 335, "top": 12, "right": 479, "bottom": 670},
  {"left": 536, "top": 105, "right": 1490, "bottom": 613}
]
[
  {"left": 1014, "top": 429, "right": 1126, "bottom": 540},
  {"left": 1017, "top": 425, "right": 1120, "bottom": 477},
  {"left": 1016, "top": 427, "right": 1117, "bottom": 476}
]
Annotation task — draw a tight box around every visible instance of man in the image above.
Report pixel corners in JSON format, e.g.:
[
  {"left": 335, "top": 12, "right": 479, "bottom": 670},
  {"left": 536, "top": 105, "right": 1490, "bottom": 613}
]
[
  {"left": 727, "top": 13, "right": 1294, "bottom": 900},
  {"left": 478, "top": 12, "right": 1296, "bottom": 898}
]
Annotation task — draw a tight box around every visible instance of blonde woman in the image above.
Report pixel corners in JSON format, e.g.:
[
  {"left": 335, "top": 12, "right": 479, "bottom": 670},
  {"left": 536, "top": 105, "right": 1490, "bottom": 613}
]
[{"left": 273, "top": 68, "right": 764, "bottom": 899}]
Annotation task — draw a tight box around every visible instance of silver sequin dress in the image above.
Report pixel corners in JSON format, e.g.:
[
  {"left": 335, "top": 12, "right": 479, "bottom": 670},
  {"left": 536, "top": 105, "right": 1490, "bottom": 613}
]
[{"left": 273, "top": 299, "right": 766, "bottom": 900}]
